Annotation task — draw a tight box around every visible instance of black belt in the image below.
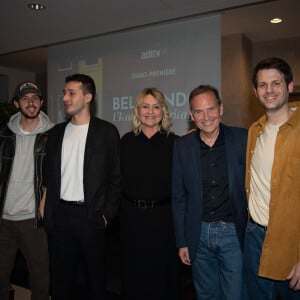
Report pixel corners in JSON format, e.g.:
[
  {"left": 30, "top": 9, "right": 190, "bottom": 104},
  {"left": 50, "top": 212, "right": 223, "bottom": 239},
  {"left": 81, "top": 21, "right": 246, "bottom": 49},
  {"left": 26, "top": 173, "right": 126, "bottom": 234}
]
[
  {"left": 60, "top": 199, "right": 86, "bottom": 206},
  {"left": 125, "top": 198, "right": 170, "bottom": 209},
  {"left": 203, "top": 220, "right": 228, "bottom": 224},
  {"left": 249, "top": 217, "right": 267, "bottom": 230}
]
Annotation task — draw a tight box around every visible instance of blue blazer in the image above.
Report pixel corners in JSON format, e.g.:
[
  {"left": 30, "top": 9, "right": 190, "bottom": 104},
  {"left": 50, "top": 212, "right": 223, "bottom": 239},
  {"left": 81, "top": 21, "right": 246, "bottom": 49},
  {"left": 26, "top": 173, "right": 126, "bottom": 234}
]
[{"left": 172, "top": 123, "right": 248, "bottom": 262}]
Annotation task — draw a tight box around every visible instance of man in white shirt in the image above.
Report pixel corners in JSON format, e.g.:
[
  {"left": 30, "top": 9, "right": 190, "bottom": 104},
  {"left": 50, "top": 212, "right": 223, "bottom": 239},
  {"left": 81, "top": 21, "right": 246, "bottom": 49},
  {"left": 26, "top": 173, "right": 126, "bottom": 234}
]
[{"left": 43, "top": 74, "right": 121, "bottom": 300}]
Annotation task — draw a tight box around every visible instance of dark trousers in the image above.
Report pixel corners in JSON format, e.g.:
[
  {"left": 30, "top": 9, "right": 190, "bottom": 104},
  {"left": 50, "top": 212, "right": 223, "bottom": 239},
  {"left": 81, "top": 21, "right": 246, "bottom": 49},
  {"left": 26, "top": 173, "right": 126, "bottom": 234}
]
[
  {"left": 0, "top": 218, "right": 49, "bottom": 300},
  {"left": 48, "top": 203, "right": 106, "bottom": 300},
  {"left": 120, "top": 203, "right": 181, "bottom": 300}
]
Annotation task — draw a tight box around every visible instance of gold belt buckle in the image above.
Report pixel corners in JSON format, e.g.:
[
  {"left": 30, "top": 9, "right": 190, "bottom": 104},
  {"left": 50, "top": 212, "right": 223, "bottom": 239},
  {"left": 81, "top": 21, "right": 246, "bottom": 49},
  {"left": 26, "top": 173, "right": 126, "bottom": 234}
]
[{"left": 137, "top": 200, "right": 153, "bottom": 208}]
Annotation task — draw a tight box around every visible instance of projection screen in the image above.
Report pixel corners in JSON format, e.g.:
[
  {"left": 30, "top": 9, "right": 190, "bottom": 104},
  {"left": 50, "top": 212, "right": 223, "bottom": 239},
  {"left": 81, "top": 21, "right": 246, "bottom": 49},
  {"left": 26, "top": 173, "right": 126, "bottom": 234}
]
[{"left": 47, "top": 14, "right": 221, "bottom": 136}]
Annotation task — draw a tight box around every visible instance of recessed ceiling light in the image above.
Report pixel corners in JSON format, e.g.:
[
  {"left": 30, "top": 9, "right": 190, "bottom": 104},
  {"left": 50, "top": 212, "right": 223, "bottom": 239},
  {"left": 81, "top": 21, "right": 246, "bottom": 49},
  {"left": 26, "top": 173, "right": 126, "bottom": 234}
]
[
  {"left": 27, "top": 3, "right": 46, "bottom": 11},
  {"left": 270, "top": 18, "right": 282, "bottom": 24}
]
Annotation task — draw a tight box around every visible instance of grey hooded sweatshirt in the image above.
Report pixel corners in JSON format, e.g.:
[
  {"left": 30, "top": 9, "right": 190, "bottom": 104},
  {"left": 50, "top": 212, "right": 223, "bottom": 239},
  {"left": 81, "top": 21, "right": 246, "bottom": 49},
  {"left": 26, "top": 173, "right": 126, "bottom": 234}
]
[{"left": 3, "top": 111, "right": 53, "bottom": 221}]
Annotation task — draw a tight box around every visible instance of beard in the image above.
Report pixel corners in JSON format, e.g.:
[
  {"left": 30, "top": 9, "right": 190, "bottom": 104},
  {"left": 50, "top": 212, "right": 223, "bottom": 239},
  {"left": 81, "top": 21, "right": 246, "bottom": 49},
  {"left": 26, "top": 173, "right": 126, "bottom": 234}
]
[{"left": 19, "top": 105, "right": 41, "bottom": 119}]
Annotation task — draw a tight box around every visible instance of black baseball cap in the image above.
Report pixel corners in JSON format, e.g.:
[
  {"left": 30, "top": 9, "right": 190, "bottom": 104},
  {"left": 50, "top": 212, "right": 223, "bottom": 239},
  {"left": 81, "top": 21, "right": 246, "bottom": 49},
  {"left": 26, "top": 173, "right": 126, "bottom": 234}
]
[{"left": 13, "top": 82, "right": 42, "bottom": 101}]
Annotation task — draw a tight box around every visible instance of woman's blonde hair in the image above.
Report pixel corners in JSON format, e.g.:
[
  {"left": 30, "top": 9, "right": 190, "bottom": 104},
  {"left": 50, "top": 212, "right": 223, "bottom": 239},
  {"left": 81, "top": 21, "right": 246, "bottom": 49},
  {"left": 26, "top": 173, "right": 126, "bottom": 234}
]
[{"left": 132, "top": 87, "right": 172, "bottom": 135}]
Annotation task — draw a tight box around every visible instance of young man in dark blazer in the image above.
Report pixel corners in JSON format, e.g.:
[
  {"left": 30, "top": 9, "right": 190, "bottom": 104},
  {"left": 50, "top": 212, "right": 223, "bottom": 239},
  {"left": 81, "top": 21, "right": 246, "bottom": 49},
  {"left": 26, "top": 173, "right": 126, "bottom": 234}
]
[
  {"left": 43, "top": 74, "right": 121, "bottom": 300},
  {"left": 172, "top": 85, "right": 248, "bottom": 300}
]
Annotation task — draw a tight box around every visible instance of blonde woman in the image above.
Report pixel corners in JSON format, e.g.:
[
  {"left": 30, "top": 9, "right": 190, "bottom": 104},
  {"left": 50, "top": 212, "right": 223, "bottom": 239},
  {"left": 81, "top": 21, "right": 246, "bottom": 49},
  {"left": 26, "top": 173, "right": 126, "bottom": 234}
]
[{"left": 120, "top": 88, "right": 181, "bottom": 300}]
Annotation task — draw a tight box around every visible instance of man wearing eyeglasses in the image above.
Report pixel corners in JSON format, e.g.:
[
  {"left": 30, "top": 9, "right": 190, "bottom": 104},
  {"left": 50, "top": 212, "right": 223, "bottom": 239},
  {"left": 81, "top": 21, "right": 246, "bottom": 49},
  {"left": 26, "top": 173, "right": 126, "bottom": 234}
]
[
  {"left": 172, "top": 85, "right": 248, "bottom": 299},
  {"left": 0, "top": 82, "right": 53, "bottom": 300}
]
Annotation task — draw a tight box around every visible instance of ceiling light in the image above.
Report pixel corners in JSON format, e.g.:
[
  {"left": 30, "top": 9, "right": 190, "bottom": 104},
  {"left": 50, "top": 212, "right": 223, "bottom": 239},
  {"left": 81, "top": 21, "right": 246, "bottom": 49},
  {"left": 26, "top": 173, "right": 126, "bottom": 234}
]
[
  {"left": 27, "top": 3, "right": 46, "bottom": 11},
  {"left": 270, "top": 18, "right": 282, "bottom": 24}
]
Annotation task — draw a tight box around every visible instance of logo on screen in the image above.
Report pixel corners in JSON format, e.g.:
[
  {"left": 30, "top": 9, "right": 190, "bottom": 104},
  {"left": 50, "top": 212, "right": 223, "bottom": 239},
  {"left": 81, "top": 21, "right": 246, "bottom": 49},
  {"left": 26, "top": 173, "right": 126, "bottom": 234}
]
[{"left": 141, "top": 49, "right": 161, "bottom": 60}]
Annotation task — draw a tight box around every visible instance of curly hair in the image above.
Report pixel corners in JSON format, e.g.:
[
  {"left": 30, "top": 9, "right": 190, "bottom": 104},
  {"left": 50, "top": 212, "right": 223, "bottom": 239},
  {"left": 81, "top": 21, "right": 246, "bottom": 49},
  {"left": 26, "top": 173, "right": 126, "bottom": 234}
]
[{"left": 132, "top": 87, "right": 172, "bottom": 135}]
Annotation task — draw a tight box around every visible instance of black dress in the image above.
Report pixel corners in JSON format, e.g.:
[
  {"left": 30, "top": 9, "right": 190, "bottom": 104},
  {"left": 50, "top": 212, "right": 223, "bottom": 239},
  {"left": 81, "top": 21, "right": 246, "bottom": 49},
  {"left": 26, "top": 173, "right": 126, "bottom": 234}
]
[{"left": 120, "top": 130, "right": 181, "bottom": 300}]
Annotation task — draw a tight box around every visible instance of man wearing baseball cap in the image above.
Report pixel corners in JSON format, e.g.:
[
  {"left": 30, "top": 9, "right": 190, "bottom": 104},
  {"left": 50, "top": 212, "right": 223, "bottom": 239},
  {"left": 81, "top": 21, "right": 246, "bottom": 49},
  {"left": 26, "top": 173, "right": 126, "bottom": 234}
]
[{"left": 0, "top": 81, "right": 53, "bottom": 299}]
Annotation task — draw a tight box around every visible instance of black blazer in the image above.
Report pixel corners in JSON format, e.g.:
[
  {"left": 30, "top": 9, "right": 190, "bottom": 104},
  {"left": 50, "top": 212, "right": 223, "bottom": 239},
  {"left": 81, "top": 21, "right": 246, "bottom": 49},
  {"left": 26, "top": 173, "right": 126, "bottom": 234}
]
[{"left": 44, "top": 117, "right": 121, "bottom": 229}]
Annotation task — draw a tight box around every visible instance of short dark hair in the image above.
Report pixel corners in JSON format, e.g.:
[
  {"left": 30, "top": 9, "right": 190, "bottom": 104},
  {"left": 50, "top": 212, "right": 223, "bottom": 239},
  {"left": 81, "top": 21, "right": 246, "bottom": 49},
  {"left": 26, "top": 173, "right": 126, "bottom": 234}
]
[
  {"left": 65, "top": 74, "right": 96, "bottom": 102},
  {"left": 252, "top": 57, "right": 293, "bottom": 88},
  {"left": 189, "top": 85, "right": 221, "bottom": 108}
]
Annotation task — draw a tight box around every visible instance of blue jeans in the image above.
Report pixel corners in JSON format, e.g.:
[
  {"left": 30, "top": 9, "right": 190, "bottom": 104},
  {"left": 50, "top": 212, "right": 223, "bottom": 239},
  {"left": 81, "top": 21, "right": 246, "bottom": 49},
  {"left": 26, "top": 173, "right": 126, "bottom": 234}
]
[
  {"left": 243, "top": 220, "right": 300, "bottom": 300},
  {"left": 191, "top": 221, "right": 243, "bottom": 300}
]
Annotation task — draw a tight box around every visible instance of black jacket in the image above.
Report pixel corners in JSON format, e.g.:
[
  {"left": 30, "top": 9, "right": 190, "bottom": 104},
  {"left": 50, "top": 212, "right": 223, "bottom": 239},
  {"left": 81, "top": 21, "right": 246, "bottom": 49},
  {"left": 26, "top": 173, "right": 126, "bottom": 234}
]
[
  {"left": 0, "top": 126, "right": 48, "bottom": 228},
  {"left": 44, "top": 117, "right": 121, "bottom": 230}
]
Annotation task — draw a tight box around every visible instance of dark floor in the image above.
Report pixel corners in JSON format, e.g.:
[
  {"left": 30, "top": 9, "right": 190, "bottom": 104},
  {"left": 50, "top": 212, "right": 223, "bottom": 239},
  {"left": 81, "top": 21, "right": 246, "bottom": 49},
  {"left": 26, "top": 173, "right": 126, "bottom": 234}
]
[
  {"left": 10, "top": 218, "right": 196, "bottom": 300},
  {"left": 11, "top": 251, "right": 195, "bottom": 300}
]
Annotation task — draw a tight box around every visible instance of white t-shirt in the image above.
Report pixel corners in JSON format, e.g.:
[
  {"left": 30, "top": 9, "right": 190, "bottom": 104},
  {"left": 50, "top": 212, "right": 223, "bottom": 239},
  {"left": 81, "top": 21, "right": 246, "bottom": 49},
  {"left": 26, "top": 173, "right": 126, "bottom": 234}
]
[
  {"left": 249, "top": 122, "right": 280, "bottom": 226},
  {"left": 60, "top": 122, "right": 89, "bottom": 201}
]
